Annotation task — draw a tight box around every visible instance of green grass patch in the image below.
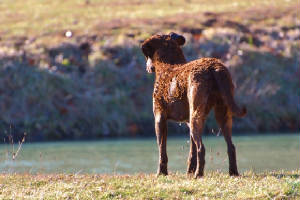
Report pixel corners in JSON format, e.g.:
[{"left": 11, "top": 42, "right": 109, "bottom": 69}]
[
  {"left": 0, "top": 0, "right": 297, "bottom": 41},
  {"left": 0, "top": 170, "right": 299, "bottom": 199}
]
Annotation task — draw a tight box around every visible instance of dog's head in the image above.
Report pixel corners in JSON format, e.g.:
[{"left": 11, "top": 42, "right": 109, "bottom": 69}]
[{"left": 141, "top": 32, "right": 186, "bottom": 73}]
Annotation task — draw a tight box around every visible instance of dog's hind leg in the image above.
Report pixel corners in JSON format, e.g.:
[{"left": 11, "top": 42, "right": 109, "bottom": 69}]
[
  {"left": 188, "top": 82, "right": 210, "bottom": 178},
  {"left": 214, "top": 104, "right": 239, "bottom": 176},
  {"left": 187, "top": 134, "right": 197, "bottom": 175},
  {"left": 189, "top": 114, "right": 206, "bottom": 178}
]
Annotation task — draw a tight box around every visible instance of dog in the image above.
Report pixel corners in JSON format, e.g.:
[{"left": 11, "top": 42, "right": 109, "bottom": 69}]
[{"left": 141, "top": 32, "right": 246, "bottom": 178}]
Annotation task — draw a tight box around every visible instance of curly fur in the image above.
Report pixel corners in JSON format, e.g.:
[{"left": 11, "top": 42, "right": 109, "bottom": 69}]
[{"left": 141, "top": 32, "right": 246, "bottom": 178}]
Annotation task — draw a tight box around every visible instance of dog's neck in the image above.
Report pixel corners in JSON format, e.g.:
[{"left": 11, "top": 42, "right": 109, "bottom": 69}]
[
  {"left": 153, "top": 61, "right": 182, "bottom": 75},
  {"left": 153, "top": 50, "right": 187, "bottom": 75}
]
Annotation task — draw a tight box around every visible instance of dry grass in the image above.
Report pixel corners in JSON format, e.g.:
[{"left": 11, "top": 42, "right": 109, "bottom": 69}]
[
  {"left": 0, "top": 171, "right": 299, "bottom": 199},
  {"left": 0, "top": 0, "right": 299, "bottom": 138},
  {"left": 0, "top": 0, "right": 297, "bottom": 42}
]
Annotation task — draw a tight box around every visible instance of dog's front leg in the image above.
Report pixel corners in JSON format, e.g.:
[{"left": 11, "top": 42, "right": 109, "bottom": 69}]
[{"left": 155, "top": 113, "right": 168, "bottom": 176}]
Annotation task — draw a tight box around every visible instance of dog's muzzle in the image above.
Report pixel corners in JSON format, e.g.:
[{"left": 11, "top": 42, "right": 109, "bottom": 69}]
[{"left": 146, "top": 57, "right": 155, "bottom": 73}]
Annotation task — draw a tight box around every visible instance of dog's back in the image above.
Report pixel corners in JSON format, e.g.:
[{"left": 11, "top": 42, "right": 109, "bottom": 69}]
[{"left": 154, "top": 57, "right": 246, "bottom": 118}]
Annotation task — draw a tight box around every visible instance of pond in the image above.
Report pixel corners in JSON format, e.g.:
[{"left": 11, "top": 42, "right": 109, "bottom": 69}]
[{"left": 0, "top": 134, "right": 299, "bottom": 174}]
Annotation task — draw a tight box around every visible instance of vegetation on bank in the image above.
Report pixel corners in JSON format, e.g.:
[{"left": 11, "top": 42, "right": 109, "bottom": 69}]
[
  {"left": 0, "top": 171, "right": 299, "bottom": 199},
  {"left": 0, "top": 0, "right": 295, "bottom": 42},
  {"left": 0, "top": 0, "right": 299, "bottom": 141}
]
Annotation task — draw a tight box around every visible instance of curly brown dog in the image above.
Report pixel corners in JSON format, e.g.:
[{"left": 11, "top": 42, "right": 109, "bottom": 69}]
[{"left": 141, "top": 32, "right": 247, "bottom": 178}]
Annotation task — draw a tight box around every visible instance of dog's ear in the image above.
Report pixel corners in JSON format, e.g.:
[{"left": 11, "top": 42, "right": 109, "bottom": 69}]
[
  {"left": 141, "top": 42, "right": 155, "bottom": 58},
  {"left": 169, "top": 32, "right": 185, "bottom": 46}
]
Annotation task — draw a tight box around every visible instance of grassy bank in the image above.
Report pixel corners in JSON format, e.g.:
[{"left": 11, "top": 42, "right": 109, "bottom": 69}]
[
  {"left": 0, "top": 171, "right": 299, "bottom": 199},
  {"left": 0, "top": 0, "right": 296, "bottom": 42},
  {"left": 0, "top": 0, "right": 299, "bottom": 140}
]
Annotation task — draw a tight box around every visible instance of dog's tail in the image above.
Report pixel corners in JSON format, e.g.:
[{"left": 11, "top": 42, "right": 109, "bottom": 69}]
[{"left": 213, "top": 66, "right": 247, "bottom": 117}]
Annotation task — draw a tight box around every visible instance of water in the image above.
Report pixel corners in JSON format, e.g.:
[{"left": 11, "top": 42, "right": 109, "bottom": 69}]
[{"left": 0, "top": 134, "right": 299, "bottom": 174}]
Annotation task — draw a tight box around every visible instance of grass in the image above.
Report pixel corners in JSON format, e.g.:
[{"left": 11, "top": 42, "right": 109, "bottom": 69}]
[
  {"left": 0, "top": 0, "right": 299, "bottom": 138},
  {"left": 0, "top": 0, "right": 297, "bottom": 42},
  {"left": 0, "top": 171, "right": 299, "bottom": 199}
]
